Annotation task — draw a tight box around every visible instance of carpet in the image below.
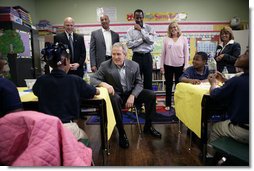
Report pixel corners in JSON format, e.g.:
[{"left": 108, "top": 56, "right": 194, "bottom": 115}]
[{"left": 86, "top": 106, "right": 178, "bottom": 125}]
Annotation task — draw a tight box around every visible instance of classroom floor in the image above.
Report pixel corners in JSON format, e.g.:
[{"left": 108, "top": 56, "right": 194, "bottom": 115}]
[{"left": 81, "top": 120, "right": 203, "bottom": 166}]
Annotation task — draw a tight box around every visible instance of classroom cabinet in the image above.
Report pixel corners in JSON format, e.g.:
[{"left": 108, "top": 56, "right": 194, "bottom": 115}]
[
  {"left": 0, "top": 21, "right": 41, "bottom": 86},
  {"left": 7, "top": 54, "right": 33, "bottom": 86}
]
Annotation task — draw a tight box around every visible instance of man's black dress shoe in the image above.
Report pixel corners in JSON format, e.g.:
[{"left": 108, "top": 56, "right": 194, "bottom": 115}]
[
  {"left": 143, "top": 126, "right": 162, "bottom": 138},
  {"left": 119, "top": 134, "right": 129, "bottom": 148}
]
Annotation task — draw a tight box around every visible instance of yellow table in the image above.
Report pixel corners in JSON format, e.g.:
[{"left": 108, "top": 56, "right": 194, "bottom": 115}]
[
  {"left": 18, "top": 87, "right": 38, "bottom": 102},
  {"left": 174, "top": 82, "right": 210, "bottom": 138},
  {"left": 18, "top": 87, "right": 116, "bottom": 140},
  {"left": 93, "top": 87, "right": 116, "bottom": 140}
]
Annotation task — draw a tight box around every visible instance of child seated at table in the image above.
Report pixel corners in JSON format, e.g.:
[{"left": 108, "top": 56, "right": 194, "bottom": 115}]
[
  {"left": 205, "top": 49, "right": 249, "bottom": 165},
  {"left": 179, "top": 51, "right": 209, "bottom": 84},
  {"left": 208, "top": 49, "right": 249, "bottom": 144},
  {"left": 33, "top": 42, "right": 100, "bottom": 141},
  {"left": 0, "top": 56, "right": 23, "bottom": 116}
]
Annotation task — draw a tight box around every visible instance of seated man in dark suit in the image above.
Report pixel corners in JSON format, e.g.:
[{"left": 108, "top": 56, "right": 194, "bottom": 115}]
[{"left": 91, "top": 42, "right": 161, "bottom": 149}]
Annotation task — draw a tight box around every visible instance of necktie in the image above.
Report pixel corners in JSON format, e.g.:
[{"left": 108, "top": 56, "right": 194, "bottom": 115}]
[{"left": 69, "top": 34, "right": 74, "bottom": 60}]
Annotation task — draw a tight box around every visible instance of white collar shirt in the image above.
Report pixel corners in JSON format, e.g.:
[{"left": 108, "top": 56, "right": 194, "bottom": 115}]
[
  {"left": 116, "top": 62, "right": 127, "bottom": 92},
  {"left": 102, "top": 28, "right": 112, "bottom": 56},
  {"left": 65, "top": 31, "right": 73, "bottom": 40}
]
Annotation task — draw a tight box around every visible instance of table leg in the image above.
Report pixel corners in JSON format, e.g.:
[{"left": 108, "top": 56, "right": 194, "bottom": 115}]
[
  {"left": 189, "top": 131, "right": 192, "bottom": 151},
  {"left": 99, "top": 100, "right": 109, "bottom": 165},
  {"left": 178, "top": 120, "right": 182, "bottom": 133}
]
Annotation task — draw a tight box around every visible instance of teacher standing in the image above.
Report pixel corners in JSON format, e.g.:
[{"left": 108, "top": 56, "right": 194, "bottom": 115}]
[{"left": 160, "top": 21, "right": 189, "bottom": 111}]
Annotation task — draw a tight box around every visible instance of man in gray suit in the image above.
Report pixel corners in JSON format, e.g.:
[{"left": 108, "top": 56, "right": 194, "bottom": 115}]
[
  {"left": 90, "top": 15, "right": 119, "bottom": 72},
  {"left": 91, "top": 42, "right": 161, "bottom": 149}
]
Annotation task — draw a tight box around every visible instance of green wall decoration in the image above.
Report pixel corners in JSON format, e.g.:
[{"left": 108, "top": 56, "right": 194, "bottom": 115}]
[{"left": 0, "top": 29, "right": 24, "bottom": 59}]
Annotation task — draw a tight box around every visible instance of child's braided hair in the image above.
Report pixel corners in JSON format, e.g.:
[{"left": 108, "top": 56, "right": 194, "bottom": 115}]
[{"left": 41, "top": 42, "right": 70, "bottom": 68}]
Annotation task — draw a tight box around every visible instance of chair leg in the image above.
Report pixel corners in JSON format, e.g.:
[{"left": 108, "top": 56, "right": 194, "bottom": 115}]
[
  {"left": 217, "top": 157, "right": 227, "bottom": 165},
  {"left": 178, "top": 120, "right": 181, "bottom": 134},
  {"left": 189, "top": 131, "right": 192, "bottom": 151},
  {"left": 136, "top": 134, "right": 143, "bottom": 149},
  {"left": 133, "top": 107, "right": 142, "bottom": 134}
]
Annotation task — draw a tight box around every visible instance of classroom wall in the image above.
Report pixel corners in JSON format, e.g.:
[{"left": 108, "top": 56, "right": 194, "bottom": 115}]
[{"left": 0, "top": 0, "right": 249, "bottom": 25}]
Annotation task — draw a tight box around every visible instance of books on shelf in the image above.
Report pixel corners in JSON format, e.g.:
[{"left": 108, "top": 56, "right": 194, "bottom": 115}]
[
  {"left": 0, "top": 6, "right": 20, "bottom": 17},
  {"left": 13, "top": 6, "right": 32, "bottom": 26},
  {"left": 0, "top": 14, "right": 22, "bottom": 24},
  {"left": 152, "top": 70, "right": 164, "bottom": 80},
  {"left": 152, "top": 81, "right": 165, "bottom": 92},
  {"left": 0, "top": 7, "right": 22, "bottom": 24},
  {"left": 0, "top": 6, "right": 32, "bottom": 26}
]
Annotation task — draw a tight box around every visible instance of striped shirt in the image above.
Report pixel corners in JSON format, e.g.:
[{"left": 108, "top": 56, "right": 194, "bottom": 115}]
[{"left": 126, "top": 24, "right": 156, "bottom": 53}]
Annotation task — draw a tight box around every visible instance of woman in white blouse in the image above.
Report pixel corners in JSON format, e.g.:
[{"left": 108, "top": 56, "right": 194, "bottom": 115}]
[{"left": 160, "top": 21, "right": 189, "bottom": 111}]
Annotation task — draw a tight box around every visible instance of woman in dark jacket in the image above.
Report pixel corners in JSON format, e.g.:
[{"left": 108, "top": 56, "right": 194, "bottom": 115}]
[{"left": 215, "top": 26, "right": 241, "bottom": 73}]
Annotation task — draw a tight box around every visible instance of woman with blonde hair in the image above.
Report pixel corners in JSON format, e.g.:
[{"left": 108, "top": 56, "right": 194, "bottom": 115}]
[
  {"left": 215, "top": 26, "right": 241, "bottom": 73},
  {"left": 160, "top": 21, "right": 189, "bottom": 111}
]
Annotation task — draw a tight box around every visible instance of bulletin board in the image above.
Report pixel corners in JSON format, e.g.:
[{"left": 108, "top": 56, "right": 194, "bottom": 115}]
[
  {"left": 196, "top": 34, "right": 220, "bottom": 58},
  {"left": 16, "top": 30, "right": 32, "bottom": 58},
  {"left": 53, "top": 21, "right": 229, "bottom": 69}
]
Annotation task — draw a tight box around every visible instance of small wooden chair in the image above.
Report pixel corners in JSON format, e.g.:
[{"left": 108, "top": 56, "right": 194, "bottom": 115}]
[{"left": 122, "top": 106, "right": 142, "bottom": 134}]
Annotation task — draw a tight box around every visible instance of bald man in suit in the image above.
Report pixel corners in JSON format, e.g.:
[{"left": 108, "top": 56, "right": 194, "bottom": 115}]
[
  {"left": 90, "top": 15, "right": 119, "bottom": 72},
  {"left": 91, "top": 42, "right": 161, "bottom": 149},
  {"left": 54, "top": 17, "right": 86, "bottom": 77}
]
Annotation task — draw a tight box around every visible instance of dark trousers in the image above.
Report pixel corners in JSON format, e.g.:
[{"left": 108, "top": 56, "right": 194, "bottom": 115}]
[
  {"left": 109, "top": 89, "right": 156, "bottom": 135},
  {"left": 132, "top": 52, "right": 153, "bottom": 90},
  {"left": 164, "top": 65, "right": 184, "bottom": 107}
]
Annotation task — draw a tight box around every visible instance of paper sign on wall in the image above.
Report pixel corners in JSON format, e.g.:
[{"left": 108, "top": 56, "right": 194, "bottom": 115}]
[{"left": 97, "top": 7, "right": 117, "bottom": 22}]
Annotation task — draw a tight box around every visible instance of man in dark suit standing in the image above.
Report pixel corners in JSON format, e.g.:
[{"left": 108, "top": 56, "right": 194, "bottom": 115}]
[
  {"left": 54, "top": 17, "right": 86, "bottom": 77},
  {"left": 90, "top": 15, "right": 119, "bottom": 72},
  {"left": 91, "top": 42, "right": 161, "bottom": 149}
]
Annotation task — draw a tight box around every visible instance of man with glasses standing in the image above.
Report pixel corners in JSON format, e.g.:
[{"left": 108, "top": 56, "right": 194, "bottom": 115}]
[{"left": 54, "top": 17, "right": 86, "bottom": 77}]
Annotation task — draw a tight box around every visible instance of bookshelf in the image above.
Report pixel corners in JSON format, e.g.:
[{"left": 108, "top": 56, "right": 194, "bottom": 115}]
[
  {"left": 152, "top": 69, "right": 165, "bottom": 95},
  {"left": 0, "top": 6, "right": 42, "bottom": 85},
  {"left": 0, "top": 21, "right": 40, "bottom": 86}
]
